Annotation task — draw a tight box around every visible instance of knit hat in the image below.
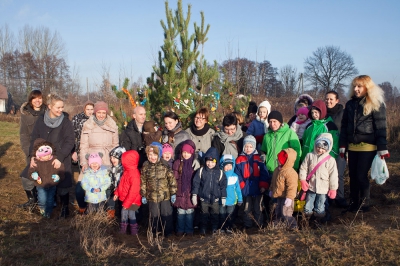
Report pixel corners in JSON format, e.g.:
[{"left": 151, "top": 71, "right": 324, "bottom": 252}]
[
  {"left": 87, "top": 152, "right": 103, "bottom": 166},
  {"left": 258, "top": 100, "right": 271, "bottom": 116},
  {"left": 146, "top": 142, "right": 163, "bottom": 159},
  {"left": 162, "top": 143, "right": 174, "bottom": 155},
  {"left": 221, "top": 154, "right": 234, "bottom": 167},
  {"left": 143, "top": 121, "right": 157, "bottom": 133},
  {"left": 267, "top": 110, "right": 283, "bottom": 124},
  {"left": 182, "top": 143, "right": 195, "bottom": 154},
  {"left": 243, "top": 135, "right": 257, "bottom": 151},
  {"left": 277, "top": 150, "right": 288, "bottom": 166},
  {"left": 109, "top": 146, "right": 126, "bottom": 160},
  {"left": 296, "top": 106, "right": 309, "bottom": 116},
  {"left": 247, "top": 101, "right": 258, "bottom": 115},
  {"left": 93, "top": 101, "right": 109, "bottom": 114},
  {"left": 35, "top": 144, "right": 53, "bottom": 159},
  {"left": 315, "top": 138, "right": 331, "bottom": 151}
]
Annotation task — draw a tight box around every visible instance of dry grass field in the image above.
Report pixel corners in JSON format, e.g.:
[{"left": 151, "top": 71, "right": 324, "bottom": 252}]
[{"left": 1, "top": 119, "right": 400, "bottom": 265}]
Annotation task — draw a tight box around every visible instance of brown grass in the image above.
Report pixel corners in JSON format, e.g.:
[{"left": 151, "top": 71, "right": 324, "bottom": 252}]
[{"left": 1, "top": 120, "right": 400, "bottom": 265}]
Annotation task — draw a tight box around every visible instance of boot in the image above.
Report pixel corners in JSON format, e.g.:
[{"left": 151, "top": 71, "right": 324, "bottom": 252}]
[
  {"left": 107, "top": 209, "right": 115, "bottom": 219},
  {"left": 130, "top": 223, "right": 139, "bottom": 235},
  {"left": 17, "top": 189, "right": 37, "bottom": 209},
  {"left": 119, "top": 223, "right": 128, "bottom": 234},
  {"left": 360, "top": 188, "right": 371, "bottom": 212},
  {"left": 59, "top": 193, "right": 70, "bottom": 219}
]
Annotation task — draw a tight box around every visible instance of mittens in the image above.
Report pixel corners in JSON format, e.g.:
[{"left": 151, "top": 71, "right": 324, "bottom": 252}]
[
  {"left": 284, "top": 198, "right": 292, "bottom": 207},
  {"left": 327, "top": 190, "right": 337, "bottom": 199},
  {"left": 52, "top": 174, "right": 60, "bottom": 182},
  {"left": 142, "top": 197, "right": 147, "bottom": 204},
  {"left": 300, "top": 180, "right": 309, "bottom": 192},
  {"left": 171, "top": 194, "right": 176, "bottom": 204}
]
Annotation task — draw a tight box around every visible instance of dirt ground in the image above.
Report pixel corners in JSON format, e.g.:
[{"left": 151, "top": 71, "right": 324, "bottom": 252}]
[{"left": 1, "top": 120, "right": 400, "bottom": 265}]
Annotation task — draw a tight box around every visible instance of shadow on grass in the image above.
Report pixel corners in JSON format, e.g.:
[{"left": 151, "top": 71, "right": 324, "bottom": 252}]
[{"left": 0, "top": 141, "right": 13, "bottom": 159}]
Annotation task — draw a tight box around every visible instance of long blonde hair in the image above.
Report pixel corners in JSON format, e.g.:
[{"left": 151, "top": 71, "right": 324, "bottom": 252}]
[{"left": 349, "top": 75, "right": 385, "bottom": 115}]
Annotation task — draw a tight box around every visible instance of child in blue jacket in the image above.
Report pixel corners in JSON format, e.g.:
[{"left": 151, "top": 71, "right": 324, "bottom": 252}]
[
  {"left": 219, "top": 154, "right": 243, "bottom": 233},
  {"left": 235, "top": 135, "right": 270, "bottom": 229}
]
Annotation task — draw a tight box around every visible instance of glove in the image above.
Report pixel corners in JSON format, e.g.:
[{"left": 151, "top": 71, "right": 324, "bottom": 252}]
[
  {"left": 142, "top": 197, "right": 147, "bottom": 204},
  {"left": 192, "top": 159, "right": 201, "bottom": 170},
  {"left": 300, "top": 180, "right": 309, "bottom": 192},
  {"left": 327, "top": 190, "right": 337, "bottom": 199},
  {"left": 51, "top": 174, "right": 60, "bottom": 182},
  {"left": 284, "top": 198, "right": 292, "bottom": 207},
  {"left": 171, "top": 194, "right": 176, "bottom": 204},
  {"left": 378, "top": 150, "right": 390, "bottom": 159},
  {"left": 191, "top": 195, "right": 198, "bottom": 206},
  {"left": 31, "top": 172, "right": 39, "bottom": 180},
  {"left": 339, "top": 147, "right": 346, "bottom": 158},
  {"left": 221, "top": 198, "right": 226, "bottom": 206},
  {"left": 260, "top": 154, "right": 266, "bottom": 163},
  {"left": 237, "top": 202, "right": 243, "bottom": 206}
]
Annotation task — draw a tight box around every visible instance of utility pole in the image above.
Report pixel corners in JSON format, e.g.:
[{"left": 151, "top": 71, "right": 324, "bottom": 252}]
[{"left": 86, "top": 77, "right": 89, "bottom": 100}]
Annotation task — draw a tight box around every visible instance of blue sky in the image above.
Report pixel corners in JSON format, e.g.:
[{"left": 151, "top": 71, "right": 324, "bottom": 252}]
[{"left": 1, "top": 0, "right": 400, "bottom": 92}]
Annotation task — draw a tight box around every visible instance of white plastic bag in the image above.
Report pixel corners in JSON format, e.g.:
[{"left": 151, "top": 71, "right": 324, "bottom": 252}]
[{"left": 371, "top": 154, "right": 389, "bottom": 185}]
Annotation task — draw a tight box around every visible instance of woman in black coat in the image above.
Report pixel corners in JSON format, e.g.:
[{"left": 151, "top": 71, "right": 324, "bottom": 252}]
[
  {"left": 339, "top": 75, "right": 389, "bottom": 213},
  {"left": 24, "top": 93, "right": 75, "bottom": 218}
]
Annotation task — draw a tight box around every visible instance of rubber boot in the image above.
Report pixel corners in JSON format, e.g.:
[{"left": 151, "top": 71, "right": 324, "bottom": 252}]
[
  {"left": 130, "top": 223, "right": 139, "bottom": 235},
  {"left": 17, "top": 188, "right": 37, "bottom": 210},
  {"left": 119, "top": 223, "right": 128, "bottom": 234},
  {"left": 59, "top": 193, "right": 70, "bottom": 219},
  {"left": 107, "top": 209, "right": 115, "bottom": 219}
]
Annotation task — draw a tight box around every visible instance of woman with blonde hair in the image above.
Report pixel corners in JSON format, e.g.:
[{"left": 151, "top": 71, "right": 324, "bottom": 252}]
[{"left": 339, "top": 75, "right": 389, "bottom": 213}]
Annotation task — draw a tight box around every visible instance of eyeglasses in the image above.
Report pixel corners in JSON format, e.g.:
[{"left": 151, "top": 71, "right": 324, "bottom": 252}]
[{"left": 194, "top": 117, "right": 205, "bottom": 120}]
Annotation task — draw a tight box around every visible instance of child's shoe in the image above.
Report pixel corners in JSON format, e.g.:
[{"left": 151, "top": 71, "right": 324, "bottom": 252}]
[
  {"left": 119, "top": 223, "right": 128, "bottom": 234},
  {"left": 129, "top": 223, "right": 139, "bottom": 235}
]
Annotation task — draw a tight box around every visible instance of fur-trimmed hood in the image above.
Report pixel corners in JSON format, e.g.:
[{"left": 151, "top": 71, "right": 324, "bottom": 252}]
[
  {"left": 293, "top": 94, "right": 314, "bottom": 114},
  {"left": 20, "top": 102, "right": 46, "bottom": 116}
]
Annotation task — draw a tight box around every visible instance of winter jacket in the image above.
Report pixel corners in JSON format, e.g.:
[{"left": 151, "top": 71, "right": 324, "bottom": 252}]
[
  {"left": 246, "top": 119, "right": 265, "bottom": 137},
  {"left": 28, "top": 157, "right": 65, "bottom": 188},
  {"left": 339, "top": 96, "right": 387, "bottom": 151},
  {"left": 220, "top": 155, "right": 243, "bottom": 206},
  {"left": 299, "top": 133, "right": 338, "bottom": 194},
  {"left": 301, "top": 100, "right": 339, "bottom": 161},
  {"left": 81, "top": 166, "right": 111, "bottom": 203},
  {"left": 186, "top": 124, "right": 215, "bottom": 155},
  {"left": 19, "top": 102, "right": 46, "bottom": 158},
  {"left": 261, "top": 123, "right": 302, "bottom": 173},
  {"left": 22, "top": 112, "right": 74, "bottom": 188},
  {"left": 140, "top": 159, "right": 177, "bottom": 203},
  {"left": 269, "top": 148, "right": 298, "bottom": 200},
  {"left": 71, "top": 112, "right": 90, "bottom": 156},
  {"left": 114, "top": 150, "right": 142, "bottom": 209},
  {"left": 172, "top": 140, "right": 197, "bottom": 210},
  {"left": 120, "top": 119, "right": 146, "bottom": 167},
  {"left": 290, "top": 118, "right": 311, "bottom": 140},
  {"left": 326, "top": 104, "right": 344, "bottom": 133},
  {"left": 80, "top": 115, "right": 119, "bottom": 168},
  {"left": 191, "top": 147, "right": 227, "bottom": 204},
  {"left": 235, "top": 151, "right": 270, "bottom": 197},
  {"left": 162, "top": 122, "right": 191, "bottom": 160}
]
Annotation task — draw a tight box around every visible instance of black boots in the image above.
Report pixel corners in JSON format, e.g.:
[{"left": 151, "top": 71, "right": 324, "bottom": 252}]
[
  {"left": 17, "top": 188, "right": 37, "bottom": 210},
  {"left": 59, "top": 193, "right": 70, "bottom": 219}
]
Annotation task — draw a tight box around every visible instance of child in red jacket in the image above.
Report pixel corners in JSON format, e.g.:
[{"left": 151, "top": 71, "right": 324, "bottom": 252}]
[{"left": 113, "top": 150, "right": 142, "bottom": 235}]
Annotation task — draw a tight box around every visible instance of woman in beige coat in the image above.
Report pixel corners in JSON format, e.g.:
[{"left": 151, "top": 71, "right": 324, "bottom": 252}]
[{"left": 76, "top": 101, "right": 119, "bottom": 213}]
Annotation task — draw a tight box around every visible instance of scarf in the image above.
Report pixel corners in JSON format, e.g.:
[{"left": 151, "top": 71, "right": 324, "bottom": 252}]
[
  {"left": 216, "top": 126, "right": 244, "bottom": 158},
  {"left": 190, "top": 123, "right": 210, "bottom": 136},
  {"left": 110, "top": 164, "right": 123, "bottom": 189},
  {"left": 326, "top": 104, "right": 343, "bottom": 118},
  {"left": 295, "top": 117, "right": 308, "bottom": 125},
  {"left": 44, "top": 110, "right": 64, "bottom": 128},
  {"left": 93, "top": 115, "right": 107, "bottom": 127},
  {"left": 256, "top": 116, "right": 269, "bottom": 133},
  {"left": 176, "top": 155, "right": 195, "bottom": 194},
  {"left": 26, "top": 104, "right": 46, "bottom": 116},
  {"left": 163, "top": 122, "right": 183, "bottom": 144}
]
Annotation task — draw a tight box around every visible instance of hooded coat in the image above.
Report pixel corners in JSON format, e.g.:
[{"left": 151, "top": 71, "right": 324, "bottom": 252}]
[
  {"left": 269, "top": 148, "right": 298, "bottom": 200},
  {"left": 172, "top": 139, "right": 196, "bottom": 210},
  {"left": 114, "top": 150, "right": 142, "bottom": 209},
  {"left": 287, "top": 94, "right": 314, "bottom": 126},
  {"left": 191, "top": 147, "right": 227, "bottom": 204},
  {"left": 299, "top": 133, "right": 338, "bottom": 194},
  {"left": 301, "top": 100, "right": 339, "bottom": 161},
  {"left": 81, "top": 165, "right": 111, "bottom": 204},
  {"left": 220, "top": 155, "right": 243, "bottom": 206}
]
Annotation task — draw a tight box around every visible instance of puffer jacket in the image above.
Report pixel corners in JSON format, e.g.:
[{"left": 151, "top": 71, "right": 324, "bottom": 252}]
[
  {"left": 80, "top": 115, "right": 119, "bottom": 168},
  {"left": 81, "top": 166, "right": 111, "bottom": 203},
  {"left": 299, "top": 133, "right": 338, "bottom": 194},
  {"left": 114, "top": 150, "right": 142, "bottom": 209},
  {"left": 339, "top": 96, "right": 387, "bottom": 151},
  {"left": 269, "top": 148, "right": 298, "bottom": 200},
  {"left": 191, "top": 147, "right": 227, "bottom": 204},
  {"left": 140, "top": 159, "right": 177, "bottom": 203},
  {"left": 235, "top": 150, "right": 270, "bottom": 197},
  {"left": 261, "top": 123, "right": 302, "bottom": 173},
  {"left": 19, "top": 102, "right": 46, "bottom": 158},
  {"left": 220, "top": 155, "right": 243, "bottom": 206}
]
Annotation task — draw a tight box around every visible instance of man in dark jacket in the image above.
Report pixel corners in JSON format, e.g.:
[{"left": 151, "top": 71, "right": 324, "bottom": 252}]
[{"left": 120, "top": 106, "right": 146, "bottom": 168}]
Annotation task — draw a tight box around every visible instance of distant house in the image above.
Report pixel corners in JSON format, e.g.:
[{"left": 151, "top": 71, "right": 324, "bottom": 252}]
[{"left": 0, "top": 84, "right": 7, "bottom": 113}]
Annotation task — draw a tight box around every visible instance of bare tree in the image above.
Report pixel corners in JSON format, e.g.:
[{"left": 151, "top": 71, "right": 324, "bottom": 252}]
[
  {"left": 304, "top": 46, "right": 358, "bottom": 93},
  {"left": 279, "top": 65, "right": 298, "bottom": 96}
]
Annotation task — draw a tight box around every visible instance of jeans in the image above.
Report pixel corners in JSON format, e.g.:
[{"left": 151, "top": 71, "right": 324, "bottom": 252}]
[
  {"left": 75, "top": 181, "right": 87, "bottom": 209},
  {"left": 121, "top": 208, "right": 137, "bottom": 224},
  {"left": 37, "top": 186, "right": 56, "bottom": 216},
  {"left": 219, "top": 205, "right": 235, "bottom": 230},
  {"left": 200, "top": 201, "right": 219, "bottom": 232},
  {"left": 304, "top": 191, "right": 326, "bottom": 216},
  {"left": 176, "top": 208, "right": 194, "bottom": 234}
]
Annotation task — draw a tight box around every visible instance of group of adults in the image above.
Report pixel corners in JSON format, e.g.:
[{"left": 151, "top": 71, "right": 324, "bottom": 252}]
[{"left": 17, "top": 74, "right": 388, "bottom": 218}]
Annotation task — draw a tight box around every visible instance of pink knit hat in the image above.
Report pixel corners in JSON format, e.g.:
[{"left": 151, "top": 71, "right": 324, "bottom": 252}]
[
  {"left": 88, "top": 152, "right": 103, "bottom": 166},
  {"left": 296, "top": 106, "right": 309, "bottom": 116},
  {"left": 182, "top": 143, "right": 195, "bottom": 154},
  {"left": 93, "top": 101, "right": 109, "bottom": 114},
  {"left": 162, "top": 143, "right": 173, "bottom": 155}
]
